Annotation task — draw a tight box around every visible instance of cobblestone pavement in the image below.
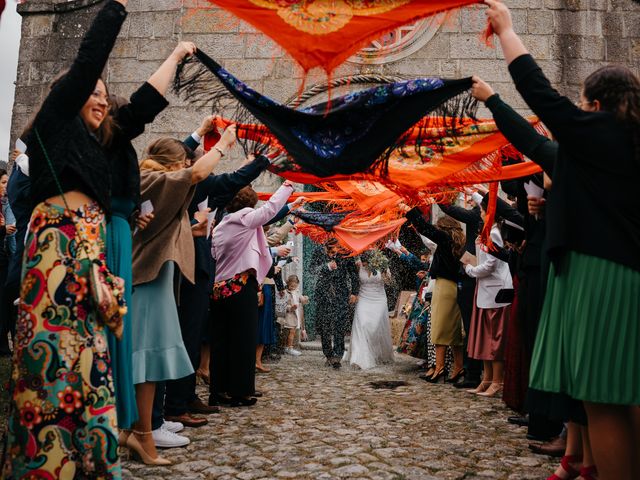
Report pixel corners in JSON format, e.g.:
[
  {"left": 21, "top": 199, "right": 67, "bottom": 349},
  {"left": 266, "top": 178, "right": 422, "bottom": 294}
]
[{"left": 122, "top": 348, "right": 557, "bottom": 480}]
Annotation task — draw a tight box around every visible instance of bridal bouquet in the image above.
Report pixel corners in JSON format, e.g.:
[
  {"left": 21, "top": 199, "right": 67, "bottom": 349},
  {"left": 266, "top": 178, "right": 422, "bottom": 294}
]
[{"left": 363, "top": 249, "right": 390, "bottom": 275}]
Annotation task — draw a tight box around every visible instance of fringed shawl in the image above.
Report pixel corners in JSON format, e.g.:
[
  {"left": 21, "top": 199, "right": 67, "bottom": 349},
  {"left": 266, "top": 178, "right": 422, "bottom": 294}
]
[
  {"left": 201, "top": 0, "right": 492, "bottom": 74},
  {"left": 173, "top": 49, "right": 478, "bottom": 178}
]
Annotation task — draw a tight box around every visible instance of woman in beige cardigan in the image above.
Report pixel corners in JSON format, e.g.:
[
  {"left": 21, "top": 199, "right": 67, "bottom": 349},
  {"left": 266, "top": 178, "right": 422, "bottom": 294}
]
[{"left": 126, "top": 126, "right": 235, "bottom": 465}]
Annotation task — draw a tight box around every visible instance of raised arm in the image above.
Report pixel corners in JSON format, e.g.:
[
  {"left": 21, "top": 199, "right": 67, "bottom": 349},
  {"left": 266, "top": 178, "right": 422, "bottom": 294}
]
[
  {"left": 35, "top": 1, "right": 127, "bottom": 129},
  {"left": 147, "top": 42, "right": 196, "bottom": 96},
  {"left": 475, "top": 189, "right": 525, "bottom": 228},
  {"left": 485, "top": 0, "right": 585, "bottom": 140},
  {"left": 209, "top": 155, "right": 271, "bottom": 209},
  {"left": 472, "top": 77, "right": 557, "bottom": 175},
  {"left": 267, "top": 220, "right": 294, "bottom": 247},
  {"left": 114, "top": 83, "right": 169, "bottom": 141},
  {"left": 438, "top": 203, "right": 479, "bottom": 225},
  {"left": 114, "top": 43, "right": 195, "bottom": 141},
  {"left": 240, "top": 182, "right": 295, "bottom": 229},
  {"left": 191, "top": 125, "right": 236, "bottom": 184},
  {"left": 464, "top": 228, "right": 504, "bottom": 278},
  {"left": 406, "top": 207, "right": 450, "bottom": 245}
]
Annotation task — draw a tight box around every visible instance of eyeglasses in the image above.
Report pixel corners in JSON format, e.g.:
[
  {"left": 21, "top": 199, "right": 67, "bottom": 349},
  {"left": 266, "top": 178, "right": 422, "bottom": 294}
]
[{"left": 91, "top": 89, "right": 110, "bottom": 104}]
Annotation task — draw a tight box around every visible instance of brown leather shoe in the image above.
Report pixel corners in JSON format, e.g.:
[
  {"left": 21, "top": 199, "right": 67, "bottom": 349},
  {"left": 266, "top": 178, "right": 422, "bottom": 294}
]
[
  {"left": 165, "top": 414, "right": 208, "bottom": 428},
  {"left": 187, "top": 398, "right": 220, "bottom": 415},
  {"left": 529, "top": 435, "right": 566, "bottom": 457}
]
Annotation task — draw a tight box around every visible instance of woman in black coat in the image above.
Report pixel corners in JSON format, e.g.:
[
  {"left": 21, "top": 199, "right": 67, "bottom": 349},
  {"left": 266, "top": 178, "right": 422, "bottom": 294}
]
[
  {"left": 3, "top": 2, "right": 130, "bottom": 478},
  {"left": 486, "top": 2, "right": 640, "bottom": 479}
]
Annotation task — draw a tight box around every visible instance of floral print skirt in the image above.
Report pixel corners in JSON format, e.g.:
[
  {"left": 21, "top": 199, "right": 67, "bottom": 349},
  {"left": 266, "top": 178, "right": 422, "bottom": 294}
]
[{"left": 3, "top": 201, "right": 121, "bottom": 479}]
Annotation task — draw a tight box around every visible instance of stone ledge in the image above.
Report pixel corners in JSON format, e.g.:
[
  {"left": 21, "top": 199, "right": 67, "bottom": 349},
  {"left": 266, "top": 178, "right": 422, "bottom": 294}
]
[{"left": 18, "top": 0, "right": 105, "bottom": 15}]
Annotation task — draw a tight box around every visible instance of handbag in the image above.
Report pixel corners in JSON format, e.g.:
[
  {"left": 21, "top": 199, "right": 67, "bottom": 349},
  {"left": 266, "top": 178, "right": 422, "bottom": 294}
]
[
  {"left": 495, "top": 288, "right": 515, "bottom": 304},
  {"left": 35, "top": 128, "right": 126, "bottom": 340}
]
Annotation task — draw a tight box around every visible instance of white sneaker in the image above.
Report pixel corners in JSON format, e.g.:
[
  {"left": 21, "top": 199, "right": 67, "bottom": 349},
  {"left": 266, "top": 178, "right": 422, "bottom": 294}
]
[
  {"left": 152, "top": 425, "right": 190, "bottom": 448},
  {"left": 285, "top": 347, "right": 302, "bottom": 356},
  {"left": 162, "top": 420, "right": 184, "bottom": 433}
]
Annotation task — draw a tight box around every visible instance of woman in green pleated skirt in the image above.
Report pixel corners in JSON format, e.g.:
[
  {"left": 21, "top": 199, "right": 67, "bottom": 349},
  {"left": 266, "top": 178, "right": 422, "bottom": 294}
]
[
  {"left": 530, "top": 251, "right": 640, "bottom": 406},
  {"left": 487, "top": 3, "right": 640, "bottom": 477}
]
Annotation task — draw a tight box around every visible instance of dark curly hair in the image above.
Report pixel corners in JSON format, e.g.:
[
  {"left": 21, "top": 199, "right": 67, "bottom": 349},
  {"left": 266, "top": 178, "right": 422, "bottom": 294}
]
[
  {"left": 583, "top": 65, "right": 640, "bottom": 162},
  {"left": 226, "top": 186, "right": 259, "bottom": 213}
]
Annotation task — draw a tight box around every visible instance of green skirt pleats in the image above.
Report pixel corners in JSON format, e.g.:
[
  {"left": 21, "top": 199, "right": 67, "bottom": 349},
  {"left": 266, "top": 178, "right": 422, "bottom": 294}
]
[{"left": 530, "top": 251, "right": 640, "bottom": 405}]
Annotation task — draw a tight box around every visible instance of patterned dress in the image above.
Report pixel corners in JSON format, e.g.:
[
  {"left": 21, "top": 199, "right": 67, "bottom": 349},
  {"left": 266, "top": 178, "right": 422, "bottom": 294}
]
[
  {"left": 3, "top": 202, "right": 121, "bottom": 479},
  {"left": 398, "top": 279, "right": 453, "bottom": 372}
]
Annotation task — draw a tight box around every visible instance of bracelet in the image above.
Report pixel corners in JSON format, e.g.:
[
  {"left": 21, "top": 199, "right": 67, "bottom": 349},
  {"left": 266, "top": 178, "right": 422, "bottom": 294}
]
[{"left": 213, "top": 146, "right": 225, "bottom": 157}]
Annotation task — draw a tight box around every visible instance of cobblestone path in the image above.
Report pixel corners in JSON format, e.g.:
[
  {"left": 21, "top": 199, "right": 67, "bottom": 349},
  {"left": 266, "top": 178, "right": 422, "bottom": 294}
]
[{"left": 122, "top": 348, "right": 556, "bottom": 480}]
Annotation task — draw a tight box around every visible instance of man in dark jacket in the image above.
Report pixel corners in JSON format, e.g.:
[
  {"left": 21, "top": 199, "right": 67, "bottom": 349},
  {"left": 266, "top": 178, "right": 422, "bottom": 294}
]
[{"left": 310, "top": 239, "right": 359, "bottom": 369}]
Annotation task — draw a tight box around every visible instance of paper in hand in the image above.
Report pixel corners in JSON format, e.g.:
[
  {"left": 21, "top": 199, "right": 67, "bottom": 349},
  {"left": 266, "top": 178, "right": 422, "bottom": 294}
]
[
  {"left": 15, "top": 138, "right": 27, "bottom": 153},
  {"left": 524, "top": 180, "right": 544, "bottom": 199},
  {"left": 197, "top": 197, "right": 209, "bottom": 212},
  {"left": 460, "top": 251, "right": 478, "bottom": 267},
  {"left": 140, "top": 200, "right": 154, "bottom": 216},
  {"left": 134, "top": 201, "right": 154, "bottom": 236},
  {"left": 206, "top": 208, "right": 218, "bottom": 239}
]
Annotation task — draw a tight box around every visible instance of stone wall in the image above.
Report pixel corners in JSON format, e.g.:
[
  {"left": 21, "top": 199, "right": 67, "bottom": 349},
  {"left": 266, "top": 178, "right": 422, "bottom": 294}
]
[
  {"left": 11, "top": 0, "right": 640, "bottom": 170},
  {"left": 9, "top": 0, "right": 640, "bottom": 334}
]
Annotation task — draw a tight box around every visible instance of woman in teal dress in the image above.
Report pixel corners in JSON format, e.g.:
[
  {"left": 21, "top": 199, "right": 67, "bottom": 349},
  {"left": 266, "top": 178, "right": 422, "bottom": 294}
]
[
  {"left": 105, "top": 42, "right": 197, "bottom": 430},
  {"left": 487, "top": 3, "right": 640, "bottom": 479}
]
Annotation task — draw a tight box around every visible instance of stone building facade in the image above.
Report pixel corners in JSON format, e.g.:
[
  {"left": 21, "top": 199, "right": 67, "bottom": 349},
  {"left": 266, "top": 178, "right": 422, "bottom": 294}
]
[
  {"left": 12, "top": 0, "right": 640, "bottom": 164},
  {"left": 8, "top": 0, "right": 640, "bottom": 332}
]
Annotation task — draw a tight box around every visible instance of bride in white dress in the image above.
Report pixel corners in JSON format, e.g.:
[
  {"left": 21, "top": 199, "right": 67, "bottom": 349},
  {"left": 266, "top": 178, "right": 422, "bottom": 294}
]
[{"left": 345, "top": 253, "right": 395, "bottom": 370}]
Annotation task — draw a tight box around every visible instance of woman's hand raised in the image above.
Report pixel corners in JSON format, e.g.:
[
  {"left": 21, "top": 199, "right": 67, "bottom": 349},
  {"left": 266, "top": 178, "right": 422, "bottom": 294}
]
[
  {"left": 217, "top": 124, "right": 237, "bottom": 152},
  {"left": 171, "top": 42, "right": 197, "bottom": 62},
  {"left": 471, "top": 76, "right": 495, "bottom": 103},
  {"left": 484, "top": 0, "right": 513, "bottom": 36}
]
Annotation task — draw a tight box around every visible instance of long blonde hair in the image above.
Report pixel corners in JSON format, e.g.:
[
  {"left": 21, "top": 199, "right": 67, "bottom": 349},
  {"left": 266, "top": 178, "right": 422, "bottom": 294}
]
[{"left": 139, "top": 138, "right": 187, "bottom": 172}]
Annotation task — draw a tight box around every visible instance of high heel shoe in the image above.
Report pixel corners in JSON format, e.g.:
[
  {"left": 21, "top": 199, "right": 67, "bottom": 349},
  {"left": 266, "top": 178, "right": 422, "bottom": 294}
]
[
  {"left": 446, "top": 367, "right": 466, "bottom": 383},
  {"left": 424, "top": 367, "right": 447, "bottom": 383},
  {"left": 578, "top": 465, "right": 598, "bottom": 480},
  {"left": 196, "top": 369, "right": 210, "bottom": 385},
  {"left": 126, "top": 431, "right": 172, "bottom": 466},
  {"left": 547, "top": 455, "right": 582, "bottom": 480},
  {"left": 118, "top": 430, "right": 131, "bottom": 447},
  {"left": 466, "top": 381, "right": 491, "bottom": 394},
  {"left": 477, "top": 382, "right": 503, "bottom": 397}
]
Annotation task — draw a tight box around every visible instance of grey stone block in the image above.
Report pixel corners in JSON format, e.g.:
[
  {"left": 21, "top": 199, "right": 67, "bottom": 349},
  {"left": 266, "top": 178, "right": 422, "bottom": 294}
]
[
  {"left": 459, "top": 59, "right": 511, "bottom": 82},
  {"left": 107, "top": 58, "right": 160, "bottom": 83},
  {"left": 112, "top": 38, "right": 139, "bottom": 59},
  {"left": 528, "top": 10, "right": 554, "bottom": 35},
  {"left": 137, "top": 39, "right": 175, "bottom": 61},
  {"left": 450, "top": 34, "right": 496, "bottom": 59},
  {"left": 187, "top": 34, "right": 245, "bottom": 60},
  {"left": 606, "top": 37, "right": 631, "bottom": 62},
  {"left": 9, "top": 0, "right": 640, "bottom": 161}
]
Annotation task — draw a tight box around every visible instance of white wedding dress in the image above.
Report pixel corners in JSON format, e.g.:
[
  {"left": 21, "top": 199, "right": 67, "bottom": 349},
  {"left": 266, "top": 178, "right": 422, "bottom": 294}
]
[{"left": 345, "top": 268, "right": 395, "bottom": 370}]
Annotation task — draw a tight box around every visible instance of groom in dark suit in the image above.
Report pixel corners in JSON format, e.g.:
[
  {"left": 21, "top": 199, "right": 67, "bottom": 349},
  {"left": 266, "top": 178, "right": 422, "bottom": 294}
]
[{"left": 310, "top": 239, "right": 359, "bottom": 369}]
